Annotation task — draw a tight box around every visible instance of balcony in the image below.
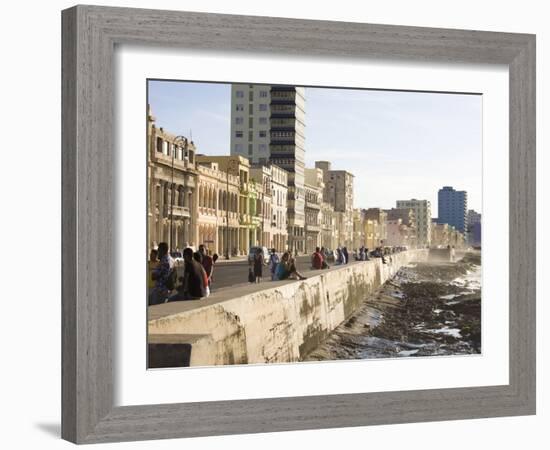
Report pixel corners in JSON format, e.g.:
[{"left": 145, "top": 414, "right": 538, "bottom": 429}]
[
  {"left": 305, "top": 201, "right": 321, "bottom": 210},
  {"left": 306, "top": 224, "right": 321, "bottom": 233},
  {"left": 163, "top": 205, "right": 191, "bottom": 218},
  {"left": 152, "top": 151, "right": 195, "bottom": 171}
]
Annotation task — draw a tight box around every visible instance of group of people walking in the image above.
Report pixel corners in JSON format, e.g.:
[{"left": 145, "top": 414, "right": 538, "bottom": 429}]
[
  {"left": 148, "top": 243, "right": 217, "bottom": 306},
  {"left": 149, "top": 242, "right": 410, "bottom": 305}
]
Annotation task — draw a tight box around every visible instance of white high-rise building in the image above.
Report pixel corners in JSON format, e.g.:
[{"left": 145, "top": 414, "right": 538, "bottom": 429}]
[
  {"left": 230, "top": 84, "right": 306, "bottom": 253},
  {"left": 396, "top": 199, "right": 432, "bottom": 247}
]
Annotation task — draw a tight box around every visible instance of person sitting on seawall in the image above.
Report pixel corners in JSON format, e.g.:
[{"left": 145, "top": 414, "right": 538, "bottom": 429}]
[
  {"left": 311, "top": 246, "right": 329, "bottom": 270},
  {"left": 274, "top": 252, "right": 307, "bottom": 281},
  {"left": 167, "top": 247, "right": 208, "bottom": 302},
  {"left": 147, "top": 247, "right": 159, "bottom": 293},
  {"left": 148, "top": 242, "right": 176, "bottom": 306},
  {"left": 335, "top": 247, "right": 344, "bottom": 266},
  {"left": 193, "top": 250, "right": 211, "bottom": 296},
  {"left": 269, "top": 248, "right": 279, "bottom": 281},
  {"left": 342, "top": 246, "right": 349, "bottom": 264},
  {"left": 198, "top": 244, "right": 214, "bottom": 289}
]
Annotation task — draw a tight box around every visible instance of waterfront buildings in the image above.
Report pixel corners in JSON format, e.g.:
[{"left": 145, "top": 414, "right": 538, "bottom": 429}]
[
  {"left": 396, "top": 199, "right": 432, "bottom": 247},
  {"left": 320, "top": 201, "right": 337, "bottom": 250},
  {"left": 363, "top": 219, "right": 381, "bottom": 250},
  {"left": 230, "top": 84, "right": 307, "bottom": 253},
  {"left": 315, "top": 161, "right": 355, "bottom": 248},
  {"left": 386, "top": 218, "right": 416, "bottom": 248},
  {"left": 195, "top": 160, "right": 240, "bottom": 256},
  {"left": 195, "top": 155, "right": 256, "bottom": 255},
  {"left": 352, "top": 209, "right": 365, "bottom": 250},
  {"left": 386, "top": 207, "right": 416, "bottom": 227},
  {"left": 249, "top": 164, "right": 277, "bottom": 249},
  {"left": 438, "top": 186, "right": 468, "bottom": 233},
  {"left": 147, "top": 106, "right": 198, "bottom": 251},
  {"left": 269, "top": 164, "right": 289, "bottom": 251},
  {"left": 304, "top": 168, "right": 324, "bottom": 253},
  {"left": 431, "top": 219, "right": 467, "bottom": 249},
  {"left": 363, "top": 208, "right": 388, "bottom": 247}
]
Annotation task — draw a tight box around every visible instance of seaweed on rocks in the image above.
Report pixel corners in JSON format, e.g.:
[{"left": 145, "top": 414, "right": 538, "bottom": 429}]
[{"left": 305, "top": 252, "right": 482, "bottom": 361}]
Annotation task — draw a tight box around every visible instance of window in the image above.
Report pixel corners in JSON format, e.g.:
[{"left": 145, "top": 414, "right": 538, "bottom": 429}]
[
  {"left": 249, "top": 103, "right": 253, "bottom": 114},
  {"left": 235, "top": 144, "right": 244, "bottom": 152},
  {"left": 260, "top": 90, "right": 268, "bottom": 98},
  {"left": 259, "top": 130, "right": 267, "bottom": 138},
  {"left": 259, "top": 117, "right": 267, "bottom": 125},
  {"left": 236, "top": 104, "right": 244, "bottom": 111},
  {"left": 235, "top": 130, "right": 243, "bottom": 138},
  {"left": 156, "top": 137, "right": 163, "bottom": 152},
  {"left": 259, "top": 144, "right": 267, "bottom": 152},
  {"left": 259, "top": 104, "right": 268, "bottom": 112},
  {"left": 248, "top": 144, "right": 253, "bottom": 155},
  {"left": 236, "top": 90, "right": 244, "bottom": 98},
  {"left": 248, "top": 131, "right": 253, "bottom": 142},
  {"left": 235, "top": 117, "right": 243, "bottom": 125}
]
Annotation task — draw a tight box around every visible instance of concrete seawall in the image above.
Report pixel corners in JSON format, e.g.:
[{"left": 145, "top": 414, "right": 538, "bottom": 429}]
[{"left": 148, "top": 249, "right": 428, "bottom": 367}]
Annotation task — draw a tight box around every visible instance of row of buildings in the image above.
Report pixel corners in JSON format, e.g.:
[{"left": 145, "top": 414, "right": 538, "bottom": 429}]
[
  {"left": 147, "top": 83, "right": 479, "bottom": 255},
  {"left": 147, "top": 106, "right": 357, "bottom": 255}
]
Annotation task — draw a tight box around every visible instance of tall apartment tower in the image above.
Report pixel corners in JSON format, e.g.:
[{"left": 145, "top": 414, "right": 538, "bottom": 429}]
[
  {"left": 230, "top": 84, "right": 306, "bottom": 253},
  {"left": 396, "top": 199, "right": 432, "bottom": 247},
  {"left": 438, "top": 186, "right": 468, "bottom": 233}
]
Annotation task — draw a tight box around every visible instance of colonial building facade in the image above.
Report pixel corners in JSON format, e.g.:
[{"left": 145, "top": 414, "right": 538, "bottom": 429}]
[
  {"left": 194, "top": 160, "right": 240, "bottom": 256},
  {"left": 315, "top": 161, "right": 355, "bottom": 248},
  {"left": 147, "top": 106, "right": 198, "bottom": 252},
  {"left": 304, "top": 168, "right": 324, "bottom": 253},
  {"left": 270, "top": 164, "right": 289, "bottom": 251}
]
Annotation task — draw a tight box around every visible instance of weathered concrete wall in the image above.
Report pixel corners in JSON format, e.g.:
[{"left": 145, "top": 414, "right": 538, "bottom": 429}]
[{"left": 148, "top": 250, "right": 428, "bottom": 366}]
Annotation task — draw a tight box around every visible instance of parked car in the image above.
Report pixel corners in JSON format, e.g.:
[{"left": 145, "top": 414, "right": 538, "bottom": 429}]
[{"left": 248, "top": 246, "right": 270, "bottom": 265}]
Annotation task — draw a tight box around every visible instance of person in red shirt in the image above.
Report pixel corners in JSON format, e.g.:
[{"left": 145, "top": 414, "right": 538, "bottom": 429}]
[
  {"left": 311, "top": 247, "right": 324, "bottom": 270},
  {"left": 198, "top": 244, "right": 214, "bottom": 287}
]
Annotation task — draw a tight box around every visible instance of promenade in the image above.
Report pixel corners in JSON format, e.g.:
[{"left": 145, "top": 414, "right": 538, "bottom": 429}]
[{"left": 148, "top": 250, "right": 429, "bottom": 367}]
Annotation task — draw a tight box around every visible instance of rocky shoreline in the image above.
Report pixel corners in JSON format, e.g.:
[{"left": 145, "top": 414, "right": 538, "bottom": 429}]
[{"left": 305, "top": 252, "right": 481, "bottom": 361}]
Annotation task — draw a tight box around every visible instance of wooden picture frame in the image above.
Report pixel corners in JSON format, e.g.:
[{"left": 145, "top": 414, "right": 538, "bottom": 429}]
[{"left": 61, "top": 5, "right": 536, "bottom": 444}]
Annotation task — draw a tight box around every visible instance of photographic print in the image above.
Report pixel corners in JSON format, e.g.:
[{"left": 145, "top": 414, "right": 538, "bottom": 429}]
[{"left": 146, "top": 80, "right": 482, "bottom": 368}]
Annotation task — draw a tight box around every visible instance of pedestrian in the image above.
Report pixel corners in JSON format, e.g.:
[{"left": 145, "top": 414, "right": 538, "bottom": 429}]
[
  {"left": 274, "top": 252, "right": 290, "bottom": 281},
  {"left": 274, "top": 252, "right": 306, "bottom": 281},
  {"left": 253, "top": 247, "right": 266, "bottom": 283},
  {"left": 342, "top": 246, "right": 349, "bottom": 264},
  {"left": 335, "top": 247, "right": 342, "bottom": 265},
  {"left": 148, "top": 248, "right": 159, "bottom": 292},
  {"left": 148, "top": 242, "right": 175, "bottom": 305},
  {"left": 198, "top": 244, "right": 214, "bottom": 288},
  {"left": 269, "top": 248, "right": 279, "bottom": 281},
  {"left": 288, "top": 256, "right": 307, "bottom": 280},
  {"left": 311, "top": 246, "right": 324, "bottom": 270},
  {"left": 168, "top": 247, "right": 207, "bottom": 301}
]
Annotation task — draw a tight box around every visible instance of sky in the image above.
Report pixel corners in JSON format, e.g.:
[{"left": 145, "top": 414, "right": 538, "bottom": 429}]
[{"left": 148, "top": 80, "right": 482, "bottom": 217}]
